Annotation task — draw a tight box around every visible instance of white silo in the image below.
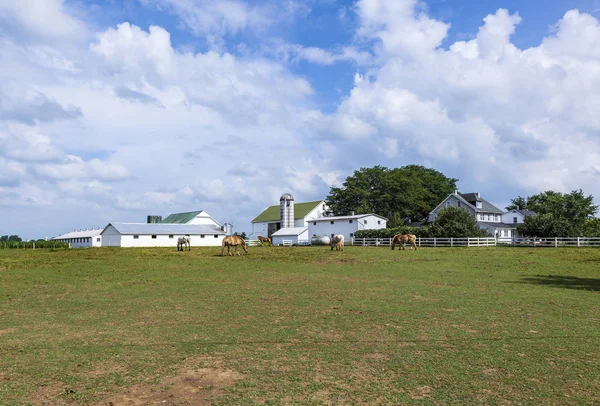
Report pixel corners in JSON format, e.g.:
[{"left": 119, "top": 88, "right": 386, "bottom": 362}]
[{"left": 279, "top": 193, "right": 295, "bottom": 228}]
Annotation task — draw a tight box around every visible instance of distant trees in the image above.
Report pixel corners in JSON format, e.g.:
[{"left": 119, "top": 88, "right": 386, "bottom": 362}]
[
  {"left": 234, "top": 231, "right": 248, "bottom": 239},
  {"left": 508, "top": 190, "right": 599, "bottom": 237},
  {"left": 0, "top": 235, "right": 22, "bottom": 242},
  {"left": 326, "top": 165, "right": 458, "bottom": 227}
]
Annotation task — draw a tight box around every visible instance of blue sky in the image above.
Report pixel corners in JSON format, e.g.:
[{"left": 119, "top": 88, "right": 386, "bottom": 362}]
[{"left": 1, "top": 0, "right": 600, "bottom": 239}]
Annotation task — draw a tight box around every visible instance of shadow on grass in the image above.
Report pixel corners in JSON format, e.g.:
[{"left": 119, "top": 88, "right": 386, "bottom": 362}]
[{"left": 516, "top": 275, "right": 600, "bottom": 291}]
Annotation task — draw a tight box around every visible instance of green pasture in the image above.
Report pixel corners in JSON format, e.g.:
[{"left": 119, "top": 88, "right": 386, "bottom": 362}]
[{"left": 0, "top": 246, "right": 598, "bottom": 405}]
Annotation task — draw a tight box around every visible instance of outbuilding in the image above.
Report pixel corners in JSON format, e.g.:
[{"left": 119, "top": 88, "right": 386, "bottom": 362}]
[
  {"left": 271, "top": 227, "right": 309, "bottom": 246},
  {"left": 52, "top": 228, "right": 103, "bottom": 248},
  {"left": 308, "top": 214, "right": 388, "bottom": 242},
  {"left": 101, "top": 223, "right": 226, "bottom": 248}
]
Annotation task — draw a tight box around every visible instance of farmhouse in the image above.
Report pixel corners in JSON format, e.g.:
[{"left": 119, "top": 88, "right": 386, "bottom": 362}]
[
  {"left": 101, "top": 223, "right": 226, "bottom": 247},
  {"left": 251, "top": 194, "right": 328, "bottom": 240},
  {"left": 308, "top": 214, "right": 388, "bottom": 242},
  {"left": 52, "top": 227, "right": 103, "bottom": 248},
  {"left": 428, "top": 191, "right": 536, "bottom": 242}
]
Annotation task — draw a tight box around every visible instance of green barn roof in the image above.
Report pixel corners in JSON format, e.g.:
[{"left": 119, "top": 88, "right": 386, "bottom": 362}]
[
  {"left": 251, "top": 200, "right": 323, "bottom": 223},
  {"left": 161, "top": 211, "right": 203, "bottom": 224}
]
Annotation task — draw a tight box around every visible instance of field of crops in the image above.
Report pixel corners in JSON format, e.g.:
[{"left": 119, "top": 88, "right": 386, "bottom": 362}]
[{"left": 1, "top": 246, "right": 598, "bottom": 405}]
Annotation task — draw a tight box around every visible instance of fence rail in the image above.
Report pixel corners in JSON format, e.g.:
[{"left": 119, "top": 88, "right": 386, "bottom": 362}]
[
  {"left": 349, "top": 237, "right": 497, "bottom": 247},
  {"left": 508, "top": 237, "right": 600, "bottom": 247}
]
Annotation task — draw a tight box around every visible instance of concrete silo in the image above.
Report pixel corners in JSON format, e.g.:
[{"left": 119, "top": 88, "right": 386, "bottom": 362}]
[{"left": 279, "top": 193, "right": 295, "bottom": 229}]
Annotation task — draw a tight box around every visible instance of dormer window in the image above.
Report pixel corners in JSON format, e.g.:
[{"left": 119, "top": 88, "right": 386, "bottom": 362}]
[
  {"left": 476, "top": 201, "right": 482, "bottom": 208},
  {"left": 513, "top": 217, "right": 518, "bottom": 223}
]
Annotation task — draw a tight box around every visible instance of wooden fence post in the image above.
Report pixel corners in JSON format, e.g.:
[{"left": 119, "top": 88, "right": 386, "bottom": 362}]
[
  {"left": 450, "top": 238, "right": 453, "bottom": 248},
  {"left": 577, "top": 237, "right": 580, "bottom": 248},
  {"left": 434, "top": 237, "right": 437, "bottom": 248},
  {"left": 555, "top": 237, "right": 557, "bottom": 248}
]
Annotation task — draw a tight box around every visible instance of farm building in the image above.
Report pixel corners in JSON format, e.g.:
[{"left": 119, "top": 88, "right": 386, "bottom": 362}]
[
  {"left": 101, "top": 223, "right": 226, "bottom": 248},
  {"left": 271, "top": 227, "right": 309, "bottom": 246},
  {"left": 251, "top": 194, "right": 328, "bottom": 239},
  {"left": 308, "top": 214, "right": 388, "bottom": 242},
  {"left": 147, "top": 210, "right": 222, "bottom": 227},
  {"left": 52, "top": 228, "right": 103, "bottom": 248},
  {"left": 428, "top": 191, "right": 536, "bottom": 242}
]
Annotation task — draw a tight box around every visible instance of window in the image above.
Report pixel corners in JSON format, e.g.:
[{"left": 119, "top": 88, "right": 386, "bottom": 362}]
[
  {"left": 501, "top": 230, "right": 505, "bottom": 237},
  {"left": 364, "top": 220, "right": 368, "bottom": 224},
  {"left": 446, "top": 201, "right": 450, "bottom": 207},
  {"left": 152, "top": 235, "right": 157, "bottom": 239},
  {"left": 330, "top": 221, "right": 334, "bottom": 224},
  {"left": 349, "top": 219, "right": 353, "bottom": 224},
  {"left": 96, "top": 238, "right": 101, "bottom": 242},
  {"left": 378, "top": 220, "right": 381, "bottom": 224},
  {"left": 169, "top": 235, "right": 174, "bottom": 239},
  {"left": 487, "top": 215, "right": 490, "bottom": 221},
  {"left": 331, "top": 233, "right": 335, "bottom": 237},
  {"left": 458, "top": 201, "right": 461, "bottom": 207},
  {"left": 513, "top": 217, "right": 518, "bottom": 223},
  {"left": 133, "top": 235, "right": 139, "bottom": 239},
  {"left": 313, "top": 221, "right": 317, "bottom": 225},
  {"left": 350, "top": 233, "right": 354, "bottom": 237},
  {"left": 214, "top": 235, "right": 219, "bottom": 238},
  {"left": 201, "top": 235, "right": 205, "bottom": 238},
  {"left": 476, "top": 201, "right": 482, "bottom": 208}
]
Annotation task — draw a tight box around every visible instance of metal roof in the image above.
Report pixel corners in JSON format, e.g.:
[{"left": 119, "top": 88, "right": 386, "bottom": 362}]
[
  {"left": 459, "top": 193, "right": 503, "bottom": 214},
  {"left": 271, "top": 227, "right": 308, "bottom": 236},
  {"left": 161, "top": 211, "right": 204, "bottom": 224},
  {"left": 311, "top": 213, "right": 388, "bottom": 222},
  {"left": 251, "top": 200, "right": 324, "bottom": 223},
  {"left": 53, "top": 228, "right": 104, "bottom": 240},
  {"left": 102, "top": 223, "right": 225, "bottom": 235}
]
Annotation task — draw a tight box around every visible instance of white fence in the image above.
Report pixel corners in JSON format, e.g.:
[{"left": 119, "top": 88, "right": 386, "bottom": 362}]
[
  {"left": 508, "top": 237, "right": 600, "bottom": 247},
  {"left": 350, "top": 237, "right": 496, "bottom": 248}
]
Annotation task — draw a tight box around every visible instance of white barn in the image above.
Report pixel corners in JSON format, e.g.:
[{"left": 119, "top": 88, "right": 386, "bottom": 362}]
[
  {"left": 101, "top": 223, "right": 226, "bottom": 248},
  {"left": 308, "top": 214, "right": 388, "bottom": 242},
  {"left": 251, "top": 194, "right": 327, "bottom": 240},
  {"left": 52, "top": 228, "right": 103, "bottom": 248},
  {"left": 271, "top": 227, "right": 309, "bottom": 246}
]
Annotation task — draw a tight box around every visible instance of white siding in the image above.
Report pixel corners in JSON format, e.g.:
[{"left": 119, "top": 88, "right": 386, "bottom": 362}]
[
  {"left": 187, "top": 212, "right": 221, "bottom": 227},
  {"left": 308, "top": 215, "right": 387, "bottom": 242},
  {"left": 251, "top": 222, "right": 270, "bottom": 238},
  {"left": 101, "top": 225, "right": 224, "bottom": 247},
  {"left": 501, "top": 210, "right": 525, "bottom": 224},
  {"left": 101, "top": 225, "right": 122, "bottom": 247}
]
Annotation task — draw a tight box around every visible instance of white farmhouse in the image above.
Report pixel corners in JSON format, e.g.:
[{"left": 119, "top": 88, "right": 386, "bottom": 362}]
[
  {"left": 101, "top": 223, "right": 226, "bottom": 247},
  {"left": 52, "top": 228, "right": 103, "bottom": 248},
  {"left": 428, "top": 191, "right": 536, "bottom": 242},
  {"left": 308, "top": 214, "right": 388, "bottom": 242},
  {"left": 251, "top": 194, "right": 328, "bottom": 241}
]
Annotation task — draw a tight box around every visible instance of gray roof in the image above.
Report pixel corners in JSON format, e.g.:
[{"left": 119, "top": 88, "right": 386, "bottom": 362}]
[
  {"left": 102, "top": 223, "right": 225, "bottom": 235},
  {"left": 271, "top": 227, "right": 308, "bottom": 236},
  {"left": 53, "top": 228, "right": 103, "bottom": 240},
  {"left": 311, "top": 213, "right": 388, "bottom": 222},
  {"left": 478, "top": 221, "right": 518, "bottom": 229},
  {"left": 458, "top": 192, "right": 504, "bottom": 214},
  {"left": 516, "top": 209, "right": 536, "bottom": 217}
]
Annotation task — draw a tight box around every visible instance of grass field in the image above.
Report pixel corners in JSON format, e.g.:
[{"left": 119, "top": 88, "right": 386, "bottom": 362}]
[{"left": 1, "top": 246, "right": 599, "bottom": 405}]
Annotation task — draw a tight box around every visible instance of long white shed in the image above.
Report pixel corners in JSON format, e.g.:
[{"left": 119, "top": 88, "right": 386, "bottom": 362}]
[{"left": 101, "top": 223, "right": 226, "bottom": 247}]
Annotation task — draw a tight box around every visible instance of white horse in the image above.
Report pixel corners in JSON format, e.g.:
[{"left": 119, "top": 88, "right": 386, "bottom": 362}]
[
  {"left": 330, "top": 234, "right": 345, "bottom": 251},
  {"left": 177, "top": 236, "right": 191, "bottom": 251}
]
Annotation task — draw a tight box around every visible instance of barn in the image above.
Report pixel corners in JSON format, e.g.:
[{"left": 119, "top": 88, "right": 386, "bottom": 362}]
[
  {"left": 271, "top": 227, "right": 309, "bottom": 246},
  {"left": 308, "top": 214, "right": 388, "bottom": 242},
  {"left": 52, "top": 228, "right": 103, "bottom": 248},
  {"left": 101, "top": 223, "right": 226, "bottom": 248},
  {"left": 251, "top": 194, "right": 327, "bottom": 239}
]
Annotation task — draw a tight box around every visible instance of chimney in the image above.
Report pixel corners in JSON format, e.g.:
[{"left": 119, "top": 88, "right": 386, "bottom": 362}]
[
  {"left": 475, "top": 192, "right": 480, "bottom": 198},
  {"left": 350, "top": 211, "right": 355, "bottom": 216}
]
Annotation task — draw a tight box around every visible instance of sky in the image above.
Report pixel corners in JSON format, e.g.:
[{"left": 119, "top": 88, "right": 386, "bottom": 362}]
[{"left": 1, "top": 0, "right": 600, "bottom": 240}]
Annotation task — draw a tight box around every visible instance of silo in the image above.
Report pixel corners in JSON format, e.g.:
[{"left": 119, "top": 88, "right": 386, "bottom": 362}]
[
  {"left": 147, "top": 215, "right": 162, "bottom": 224},
  {"left": 221, "top": 223, "right": 233, "bottom": 235},
  {"left": 279, "top": 193, "right": 295, "bottom": 228}
]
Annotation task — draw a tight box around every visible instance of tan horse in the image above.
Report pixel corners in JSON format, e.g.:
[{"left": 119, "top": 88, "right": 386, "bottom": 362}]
[
  {"left": 177, "top": 236, "right": 191, "bottom": 251},
  {"left": 391, "top": 234, "right": 417, "bottom": 250},
  {"left": 330, "top": 234, "right": 345, "bottom": 251},
  {"left": 257, "top": 236, "right": 272, "bottom": 246},
  {"left": 221, "top": 235, "right": 248, "bottom": 256}
]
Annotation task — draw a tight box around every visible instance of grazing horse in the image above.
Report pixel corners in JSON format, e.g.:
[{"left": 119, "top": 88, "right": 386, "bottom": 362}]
[
  {"left": 177, "top": 236, "right": 191, "bottom": 251},
  {"left": 221, "top": 235, "right": 248, "bottom": 256},
  {"left": 257, "top": 236, "right": 272, "bottom": 246},
  {"left": 330, "top": 234, "right": 345, "bottom": 251},
  {"left": 391, "top": 234, "right": 417, "bottom": 251}
]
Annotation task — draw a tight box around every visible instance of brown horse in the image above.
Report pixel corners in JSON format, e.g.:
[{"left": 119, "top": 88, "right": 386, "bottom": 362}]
[
  {"left": 257, "top": 236, "right": 272, "bottom": 246},
  {"left": 391, "top": 234, "right": 417, "bottom": 250},
  {"left": 221, "top": 235, "right": 249, "bottom": 256}
]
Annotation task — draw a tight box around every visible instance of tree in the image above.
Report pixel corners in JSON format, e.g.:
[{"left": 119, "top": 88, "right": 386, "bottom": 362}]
[
  {"left": 0, "top": 235, "right": 8, "bottom": 242},
  {"left": 8, "top": 235, "right": 22, "bottom": 242},
  {"left": 580, "top": 218, "right": 600, "bottom": 237},
  {"left": 234, "top": 232, "right": 247, "bottom": 239},
  {"left": 429, "top": 207, "right": 487, "bottom": 238},
  {"left": 509, "top": 190, "right": 598, "bottom": 236},
  {"left": 326, "top": 165, "right": 458, "bottom": 227}
]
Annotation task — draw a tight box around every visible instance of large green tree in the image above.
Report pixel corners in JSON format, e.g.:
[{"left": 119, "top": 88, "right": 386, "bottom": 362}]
[
  {"left": 508, "top": 190, "right": 598, "bottom": 237},
  {"left": 326, "top": 165, "right": 458, "bottom": 227},
  {"left": 429, "top": 207, "right": 487, "bottom": 238}
]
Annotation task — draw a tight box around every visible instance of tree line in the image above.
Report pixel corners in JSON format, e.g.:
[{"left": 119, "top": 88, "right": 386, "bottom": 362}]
[{"left": 326, "top": 166, "right": 599, "bottom": 238}]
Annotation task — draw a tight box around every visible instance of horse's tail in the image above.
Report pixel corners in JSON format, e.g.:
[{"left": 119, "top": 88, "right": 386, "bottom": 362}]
[
  {"left": 221, "top": 237, "right": 227, "bottom": 256},
  {"left": 241, "top": 237, "right": 248, "bottom": 253},
  {"left": 391, "top": 235, "right": 396, "bottom": 250}
]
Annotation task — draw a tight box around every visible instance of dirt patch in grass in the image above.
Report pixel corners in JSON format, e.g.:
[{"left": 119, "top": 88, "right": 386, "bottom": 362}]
[
  {"left": 100, "top": 357, "right": 243, "bottom": 406},
  {"left": 0, "top": 328, "right": 17, "bottom": 335}
]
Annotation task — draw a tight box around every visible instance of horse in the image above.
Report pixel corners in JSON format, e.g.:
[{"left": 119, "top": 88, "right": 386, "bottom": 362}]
[
  {"left": 221, "top": 235, "right": 248, "bottom": 256},
  {"left": 257, "top": 236, "right": 272, "bottom": 246},
  {"left": 391, "top": 234, "right": 417, "bottom": 250},
  {"left": 330, "top": 234, "right": 344, "bottom": 251},
  {"left": 177, "top": 236, "right": 191, "bottom": 251}
]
